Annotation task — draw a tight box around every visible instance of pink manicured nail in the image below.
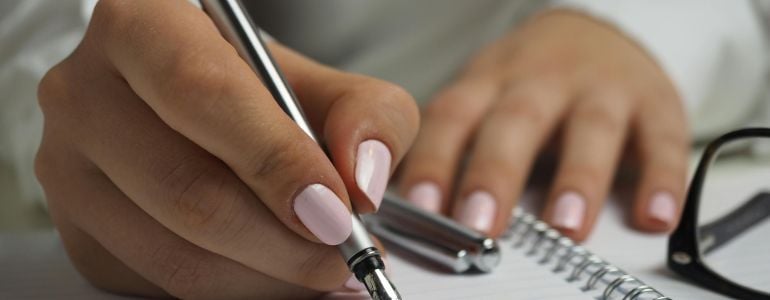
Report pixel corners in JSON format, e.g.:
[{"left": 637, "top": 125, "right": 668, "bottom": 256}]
[
  {"left": 355, "top": 140, "right": 392, "bottom": 210},
  {"left": 648, "top": 191, "right": 676, "bottom": 226},
  {"left": 552, "top": 191, "right": 586, "bottom": 232},
  {"left": 456, "top": 191, "right": 496, "bottom": 232},
  {"left": 406, "top": 182, "right": 441, "bottom": 212},
  {"left": 294, "top": 184, "right": 352, "bottom": 245},
  {"left": 344, "top": 274, "right": 366, "bottom": 291}
]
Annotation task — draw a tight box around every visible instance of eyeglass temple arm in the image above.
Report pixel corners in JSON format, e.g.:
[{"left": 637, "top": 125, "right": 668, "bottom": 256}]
[{"left": 698, "top": 191, "right": 770, "bottom": 254}]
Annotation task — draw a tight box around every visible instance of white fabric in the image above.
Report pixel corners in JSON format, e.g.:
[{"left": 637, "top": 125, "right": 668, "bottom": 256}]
[
  {"left": 555, "top": 0, "right": 770, "bottom": 139},
  {"left": 0, "top": 0, "right": 91, "bottom": 203},
  {"left": 0, "top": 0, "right": 768, "bottom": 206}
]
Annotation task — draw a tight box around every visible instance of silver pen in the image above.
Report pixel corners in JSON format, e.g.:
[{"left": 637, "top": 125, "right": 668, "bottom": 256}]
[
  {"left": 366, "top": 191, "right": 500, "bottom": 273},
  {"left": 199, "top": 1, "right": 400, "bottom": 299}
]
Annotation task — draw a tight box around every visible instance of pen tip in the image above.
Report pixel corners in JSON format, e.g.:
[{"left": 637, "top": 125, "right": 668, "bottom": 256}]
[{"left": 362, "top": 268, "right": 401, "bottom": 300}]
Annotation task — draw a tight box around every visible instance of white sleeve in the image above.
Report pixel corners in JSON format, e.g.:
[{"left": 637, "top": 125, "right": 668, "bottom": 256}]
[
  {"left": 0, "top": 0, "right": 93, "bottom": 204},
  {"left": 552, "top": 0, "right": 769, "bottom": 140}
]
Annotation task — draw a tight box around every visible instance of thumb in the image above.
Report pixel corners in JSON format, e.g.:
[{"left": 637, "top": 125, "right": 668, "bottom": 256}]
[{"left": 272, "top": 43, "right": 420, "bottom": 212}]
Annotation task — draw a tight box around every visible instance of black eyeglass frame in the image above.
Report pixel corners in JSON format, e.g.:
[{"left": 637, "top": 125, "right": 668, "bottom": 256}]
[{"left": 668, "top": 127, "right": 770, "bottom": 299}]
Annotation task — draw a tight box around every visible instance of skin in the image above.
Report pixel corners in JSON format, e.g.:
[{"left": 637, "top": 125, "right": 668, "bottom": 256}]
[
  {"left": 399, "top": 10, "right": 689, "bottom": 241},
  {"left": 36, "top": 0, "right": 418, "bottom": 298},
  {"left": 35, "top": 1, "right": 688, "bottom": 299}
]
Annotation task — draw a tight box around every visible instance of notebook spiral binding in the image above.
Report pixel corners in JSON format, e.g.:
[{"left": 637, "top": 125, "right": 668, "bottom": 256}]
[{"left": 506, "top": 208, "right": 672, "bottom": 300}]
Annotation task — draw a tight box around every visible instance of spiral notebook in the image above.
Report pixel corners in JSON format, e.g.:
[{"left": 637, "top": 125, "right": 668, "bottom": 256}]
[{"left": 331, "top": 209, "right": 675, "bottom": 300}]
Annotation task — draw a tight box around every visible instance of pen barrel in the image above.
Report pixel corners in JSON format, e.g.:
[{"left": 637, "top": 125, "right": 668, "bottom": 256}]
[
  {"left": 202, "top": 0, "right": 387, "bottom": 277},
  {"left": 199, "top": 0, "right": 318, "bottom": 142},
  {"left": 339, "top": 215, "right": 377, "bottom": 265}
]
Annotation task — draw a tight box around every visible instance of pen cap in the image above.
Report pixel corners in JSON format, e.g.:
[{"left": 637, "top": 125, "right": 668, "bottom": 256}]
[
  {"left": 365, "top": 216, "right": 473, "bottom": 273},
  {"left": 375, "top": 192, "right": 500, "bottom": 272},
  {"left": 199, "top": 0, "right": 318, "bottom": 142}
]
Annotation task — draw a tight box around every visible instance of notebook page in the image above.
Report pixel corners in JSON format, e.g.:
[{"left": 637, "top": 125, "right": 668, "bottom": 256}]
[
  {"left": 583, "top": 159, "right": 770, "bottom": 300},
  {"left": 582, "top": 201, "right": 726, "bottom": 300},
  {"left": 326, "top": 232, "right": 589, "bottom": 300},
  {"left": 699, "top": 216, "right": 770, "bottom": 289}
]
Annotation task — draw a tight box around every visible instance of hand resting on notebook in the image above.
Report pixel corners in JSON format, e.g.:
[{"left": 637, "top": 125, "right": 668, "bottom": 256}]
[{"left": 398, "top": 10, "right": 688, "bottom": 241}]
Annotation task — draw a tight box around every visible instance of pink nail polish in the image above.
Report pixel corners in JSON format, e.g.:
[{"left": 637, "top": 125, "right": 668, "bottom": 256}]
[
  {"left": 552, "top": 191, "right": 586, "bottom": 232},
  {"left": 344, "top": 274, "right": 366, "bottom": 291},
  {"left": 355, "top": 140, "right": 392, "bottom": 210},
  {"left": 406, "top": 182, "right": 441, "bottom": 212},
  {"left": 294, "top": 184, "right": 352, "bottom": 245},
  {"left": 649, "top": 192, "right": 676, "bottom": 226},
  {"left": 456, "top": 191, "right": 496, "bottom": 232}
]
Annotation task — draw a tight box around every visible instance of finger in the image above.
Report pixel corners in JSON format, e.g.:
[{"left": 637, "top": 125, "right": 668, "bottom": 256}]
[
  {"left": 542, "top": 90, "right": 633, "bottom": 241},
  {"left": 53, "top": 219, "right": 168, "bottom": 298},
  {"left": 631, "top": 96, "right": 689, "bottom": 232},
  {"left": 87, "top": 0, "right": 353, "bottom": 245},
  {"left": 272, "top": 45, "right": 420, "bottom": 212},
  {"left": 42, "top": 57, "right": 353, "bottom": 290},
  {"left": 75, "top": 92, "right": 353, "bottom": 289},
  {"left": 453, "top": 82, "right": 569, "bottom": 236},
  {"left": 397, "top": 78, "right": 500, "bottom": 213},
  {"left": 38, "top": 164, "right": 321, "bottom": 298}
]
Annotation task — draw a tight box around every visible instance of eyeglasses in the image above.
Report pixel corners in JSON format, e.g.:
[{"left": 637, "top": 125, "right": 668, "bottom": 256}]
[{"left": 668, "top": 128, "right": 770, "bottom": 299}]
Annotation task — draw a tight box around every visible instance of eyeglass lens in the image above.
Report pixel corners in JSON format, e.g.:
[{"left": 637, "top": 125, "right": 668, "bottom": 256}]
[{"left": 697, "top": 136, "right": 770, "bottom": 292}]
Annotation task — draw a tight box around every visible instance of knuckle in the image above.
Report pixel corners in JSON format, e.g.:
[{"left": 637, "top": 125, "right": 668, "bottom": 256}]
[
  {"left": 157, "top": 48, "right": 230, "bottom": 115},
  {"left": 424, "top": 91, "right": 477, "bottom": 124},
  {"left": 574, "top": 101, "right": 626, "bottom": 137},
  {"left": 490, "top": 82, "right": 563, "bottom": 130},
  {"left": 492, "top": 96, "right": 550, "bottom": 131},
  {"left": 161, "top": 159, "right": 247, "bottom": 243},
  {"left": 33, "top": 147, "right": 54, "bottom": 188},
  {"left": 37, "top": 63, "right": 72, "bottom": 116},
  {"left": 247, "top": 136, "right": 305, "bottom": 184}
]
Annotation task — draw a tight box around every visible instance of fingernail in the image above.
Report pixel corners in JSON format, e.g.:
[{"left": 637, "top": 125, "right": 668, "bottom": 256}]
[
  {"left": 344, "top": 274, "right": 366, "bottom": 291},
  {"left": 552, "top": 191, "right": 586, "bottom": 232},
  {"left": 406, "top": 182, "right": 441, "bottom": 212},
  {"left": 456, "top": 191, "right": 496, "bottom": 232},
  {"left": 356, "top": 140, "right": 392, "bottom": 210},
  {"left": 294, "top": 184, "right": 352, "bottom": 245},
  {"left": 648, "top": 191, "right": 676, "bottom": 227}
]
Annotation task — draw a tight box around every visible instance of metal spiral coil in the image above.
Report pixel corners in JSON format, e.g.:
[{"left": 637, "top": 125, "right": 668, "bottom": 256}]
[{"left": 508, "top": 208, "right": 672, "bottom": 300}]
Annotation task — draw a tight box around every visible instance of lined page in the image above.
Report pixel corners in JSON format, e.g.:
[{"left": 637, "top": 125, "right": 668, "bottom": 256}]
[
  {"left": 385, "top": 238, "right": 588, "bottom": 300},
  {"left": 326, "top": 233, "right": 590, "bottom": 300},
  {"left": 702, "top": 219, "right": 770, "bottom": 289}
]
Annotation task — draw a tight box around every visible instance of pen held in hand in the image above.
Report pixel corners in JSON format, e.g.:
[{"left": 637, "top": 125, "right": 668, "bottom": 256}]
[{"left": 199, "top": 0, "right": 400, "bottom": 299}]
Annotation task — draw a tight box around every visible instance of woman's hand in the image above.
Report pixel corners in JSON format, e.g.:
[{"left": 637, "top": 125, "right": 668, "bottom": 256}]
[
  {"left": 35, "top": 0, "right": 418, "bottom": 298},
  {"left": 399, "top": 10, "right": 688, "bottom": 241}
]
